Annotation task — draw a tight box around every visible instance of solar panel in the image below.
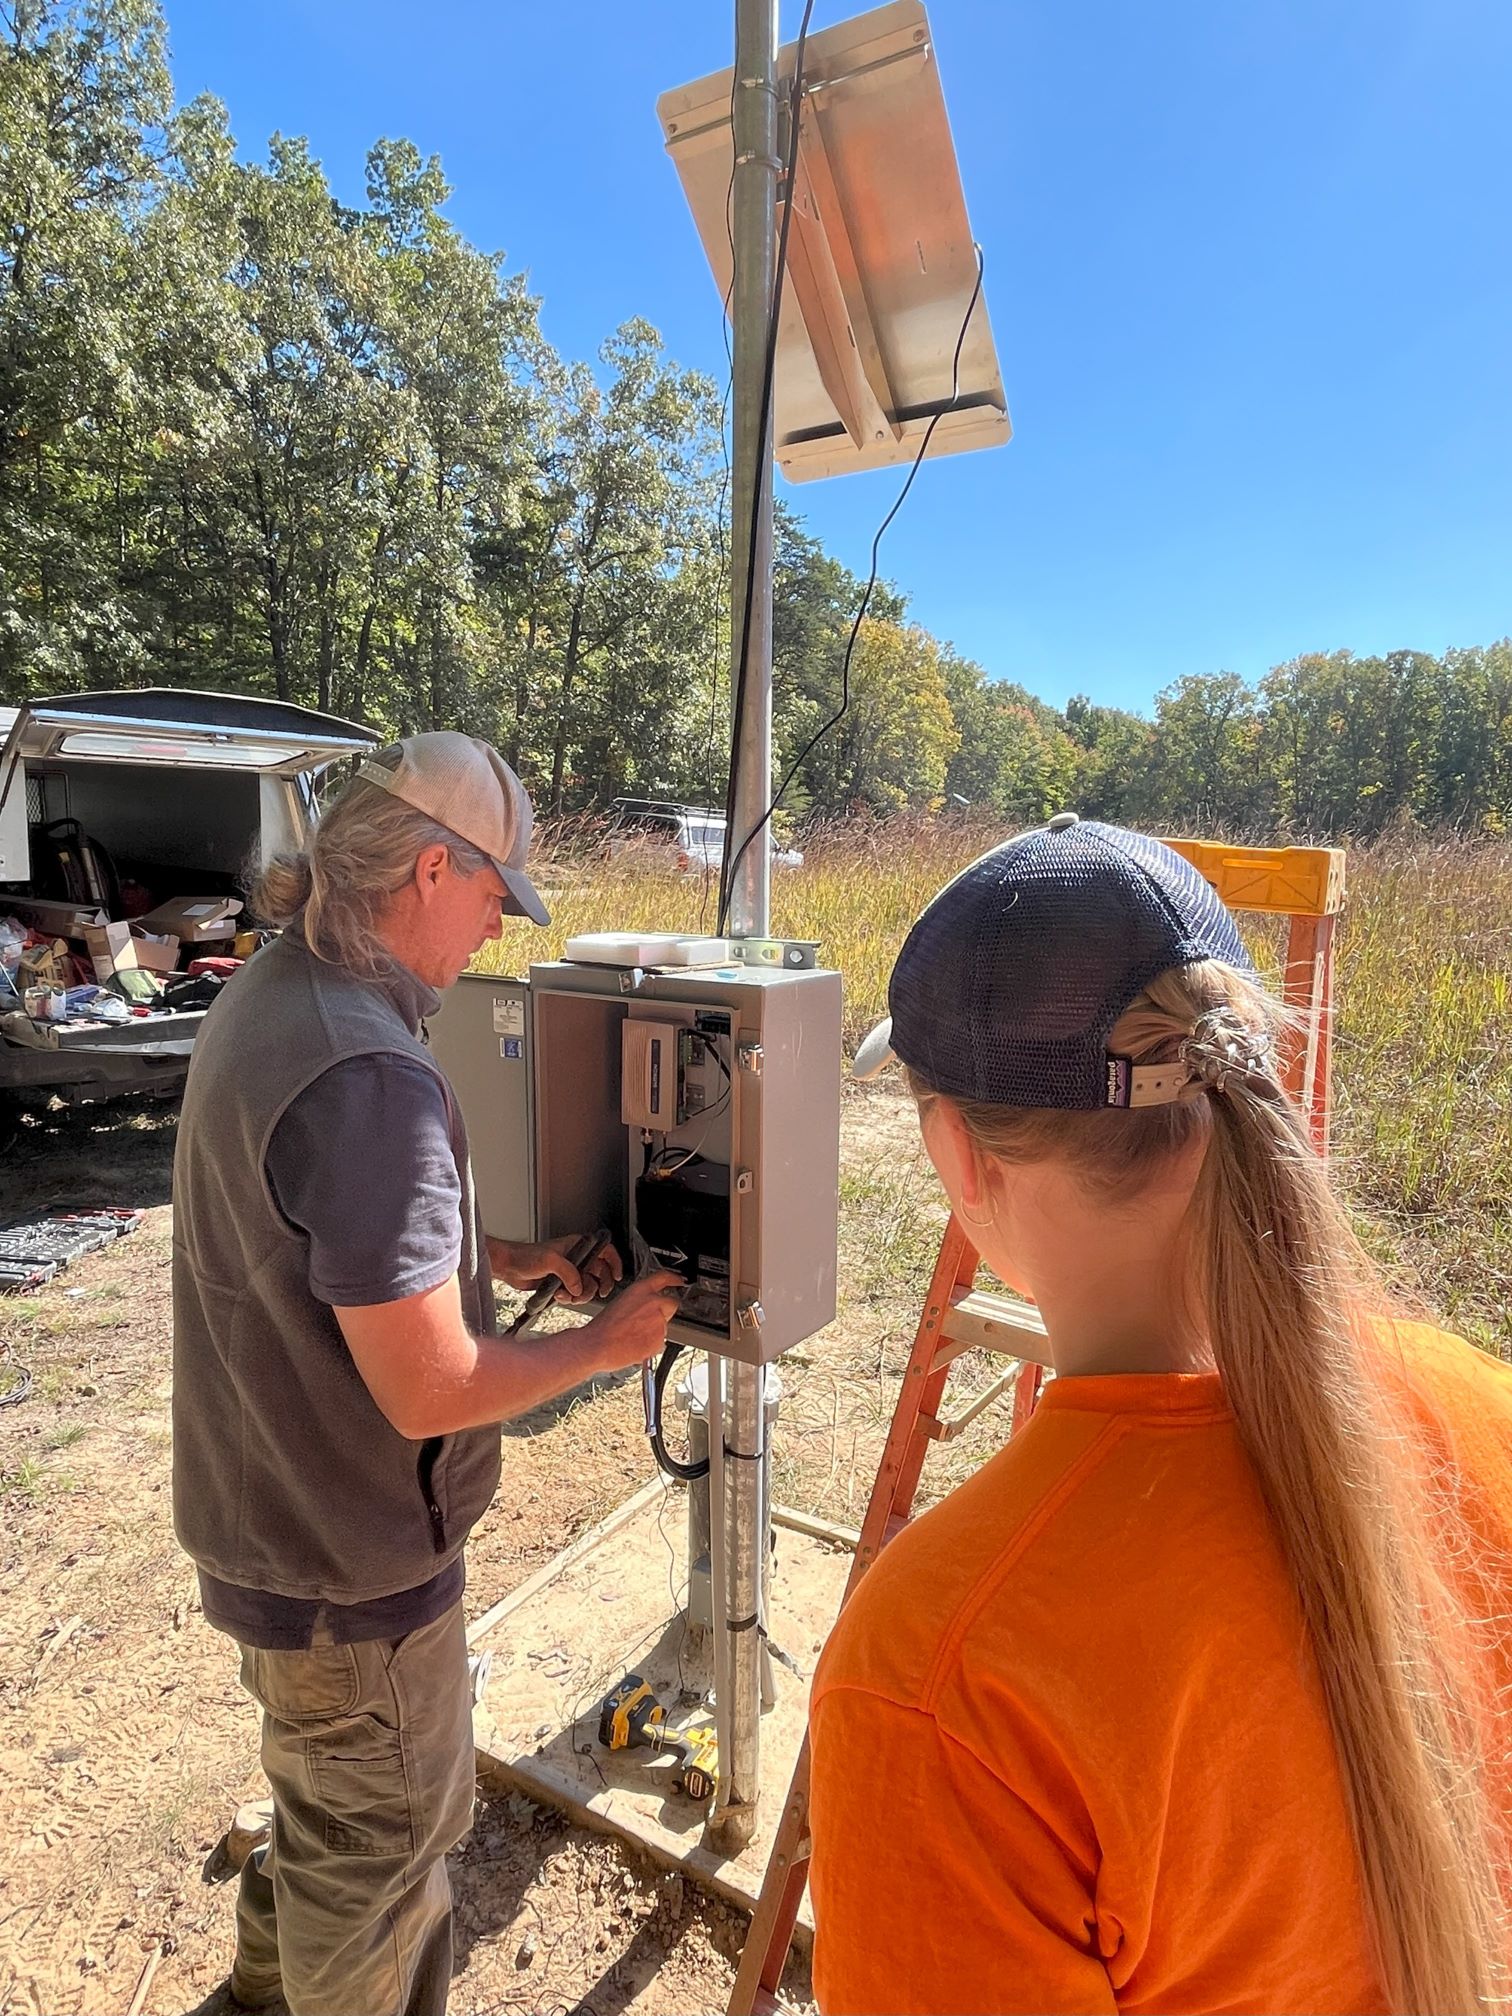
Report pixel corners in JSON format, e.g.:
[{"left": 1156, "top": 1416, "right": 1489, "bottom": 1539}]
[{"left": 657, "top": 0, "right": 1011, "bottom": 483}]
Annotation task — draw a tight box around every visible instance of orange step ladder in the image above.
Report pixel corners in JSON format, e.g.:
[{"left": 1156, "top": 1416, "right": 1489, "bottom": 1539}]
[{"left": 728, "top": 840, "right": 1345, "bottom": 2015}]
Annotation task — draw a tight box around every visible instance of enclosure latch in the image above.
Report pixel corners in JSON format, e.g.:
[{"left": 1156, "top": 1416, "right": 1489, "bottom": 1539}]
[
  {"left": 737, "top": 1299, "right": 765, "bottom": 1332},
  {"left": 738, "top": 1043, "right": 764, "bottom": 1075}
]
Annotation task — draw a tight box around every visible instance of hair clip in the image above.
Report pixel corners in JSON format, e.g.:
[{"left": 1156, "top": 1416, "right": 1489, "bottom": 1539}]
[{"left": 1180, "top": 1012, "right": 1272, "bottom": 1094}]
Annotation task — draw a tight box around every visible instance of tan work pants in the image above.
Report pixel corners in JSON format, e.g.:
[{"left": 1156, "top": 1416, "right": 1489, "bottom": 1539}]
[{"left": 231, "top": 1602, "right": 476, "bottom": 2016}]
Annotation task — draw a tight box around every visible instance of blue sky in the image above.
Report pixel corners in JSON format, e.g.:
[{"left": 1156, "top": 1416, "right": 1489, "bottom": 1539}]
[{"left": 163, "top": 0, "right": 1512, "bottom": 716}]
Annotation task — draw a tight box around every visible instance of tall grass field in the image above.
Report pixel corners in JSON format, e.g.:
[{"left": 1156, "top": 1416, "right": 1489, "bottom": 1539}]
[{"left": 476, "top": 823, "right": 1512, "bottom": 1358}]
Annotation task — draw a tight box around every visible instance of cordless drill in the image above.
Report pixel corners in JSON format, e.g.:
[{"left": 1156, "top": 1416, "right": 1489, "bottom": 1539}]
[{"left": 596, "top": 1672, "right": 719, "bottom": 1803}]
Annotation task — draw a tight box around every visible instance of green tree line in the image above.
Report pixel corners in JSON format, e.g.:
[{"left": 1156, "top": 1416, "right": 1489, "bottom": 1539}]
[{"left": 4, "top": 0, "right": 1510, "bottom": 837}]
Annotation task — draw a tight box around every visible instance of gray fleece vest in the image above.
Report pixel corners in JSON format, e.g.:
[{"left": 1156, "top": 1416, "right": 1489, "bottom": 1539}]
[{"left": 171, "top": 933, "right": 500, "bottom": 1604}]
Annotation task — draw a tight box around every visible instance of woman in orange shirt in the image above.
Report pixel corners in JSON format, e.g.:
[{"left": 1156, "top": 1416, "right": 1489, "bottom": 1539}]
[{"left": 810, "top": 816, "right": 1511, "bottom": 2016}]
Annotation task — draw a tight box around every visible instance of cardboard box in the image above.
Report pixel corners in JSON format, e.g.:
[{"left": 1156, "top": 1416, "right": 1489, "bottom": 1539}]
[
  {"left": 135, "top": 895, "right": 244, "bottom": 944},
  {"left": 83, "top": 919, "right": 138, "bottom": 983},
  {"left": 128, "top": 925, "right": 180, "bottom": 974},
  {"left": 5, "top": 894, "right": 108, "bottom": 940}
]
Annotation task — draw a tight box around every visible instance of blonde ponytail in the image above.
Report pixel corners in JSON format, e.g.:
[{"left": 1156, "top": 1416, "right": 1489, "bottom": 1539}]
[
  {"left": 251, "top": 853, "right": 315, "bottom": 927},
  {"left": 917, "top": 960, "right": 1507, "bottom": 2014},
  {"left": 1191, "top": 987, "right": 1503, "bottom": 2014},
  {"left": 249, "top": 769, "right": 493, "bottom": 980}
]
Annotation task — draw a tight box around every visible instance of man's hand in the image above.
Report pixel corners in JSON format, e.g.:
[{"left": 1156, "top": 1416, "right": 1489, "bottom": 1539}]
[
  {"left": 334, "top": 1265, "right": 685, "bottom": 1439},
  {"left": 582, "top": 1270, "right": 687, "bottom": 1374},
  {"left": 488, "top": 1234, "right": 623, "bottom": 1304}
]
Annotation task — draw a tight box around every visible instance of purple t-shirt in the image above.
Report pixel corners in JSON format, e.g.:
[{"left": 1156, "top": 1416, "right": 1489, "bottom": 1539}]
[
  {"left": 197, "top": 1051, "right": 471, "bottom": 1648},
  {"left": 267, "top": 1053, "right": 464, "bottom": 1305}
]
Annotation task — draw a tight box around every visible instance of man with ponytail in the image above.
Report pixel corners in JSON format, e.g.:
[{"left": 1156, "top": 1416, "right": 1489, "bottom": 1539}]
[
  {"left": 172, "top": 735, "right": 683, "bottom": 2016},
  {"left": 810, "top": 814, "right": 1512, "bottom": 2016}
]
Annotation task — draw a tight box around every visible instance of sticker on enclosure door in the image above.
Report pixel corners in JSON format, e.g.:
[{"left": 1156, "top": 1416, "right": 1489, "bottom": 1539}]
[
  {"left": 492, "top": 997, "right": 525, "bottom": 1037},
  {"left": 500, "top": 1037, "right": 523, "bottom": 1060}
]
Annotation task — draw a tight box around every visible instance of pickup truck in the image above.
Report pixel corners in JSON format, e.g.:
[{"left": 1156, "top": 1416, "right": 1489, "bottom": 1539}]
[{"left": 0, "top": 688, "right": 377, "bottom": 1117}]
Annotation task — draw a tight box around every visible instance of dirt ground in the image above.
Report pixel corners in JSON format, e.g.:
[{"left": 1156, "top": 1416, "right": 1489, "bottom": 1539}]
[{"left": 0, "top": 1088, "right": 961, "bottom": 2016}]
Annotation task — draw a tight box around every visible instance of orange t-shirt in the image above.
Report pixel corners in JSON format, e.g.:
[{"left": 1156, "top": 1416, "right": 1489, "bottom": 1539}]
[{"left": 808, "top": 1324, "right": 1512, "bottom": 2015}]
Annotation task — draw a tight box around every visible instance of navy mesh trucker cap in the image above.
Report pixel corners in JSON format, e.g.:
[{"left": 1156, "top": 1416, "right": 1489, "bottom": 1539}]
[{"left": 856, "top": 815, "right": 1254, "bottom": 1110}]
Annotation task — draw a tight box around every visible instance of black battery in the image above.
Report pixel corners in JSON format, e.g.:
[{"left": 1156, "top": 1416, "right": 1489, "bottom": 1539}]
[{"left": 635, "top": 1158, "right": 731, "bottom": 1333}]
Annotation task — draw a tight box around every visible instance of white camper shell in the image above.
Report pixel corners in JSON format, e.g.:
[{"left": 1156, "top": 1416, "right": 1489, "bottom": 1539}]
[{"left": 0, "top": 689, "right": 378, "bottom": 1106}]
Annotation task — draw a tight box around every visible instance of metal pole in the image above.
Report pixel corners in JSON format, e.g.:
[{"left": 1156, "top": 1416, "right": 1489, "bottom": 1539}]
[
  {"left": 706, "top": 1356, "right": 733, "bottom": 1728},
  {"left": 707, "top": 0, "right": 779, "bottom": 1857},
  {"left": 727, "top": 1, "right": 777, "bottom": 948},
  {"left": 712, "top": 1362, "right": 769, "bottom": 1849}
]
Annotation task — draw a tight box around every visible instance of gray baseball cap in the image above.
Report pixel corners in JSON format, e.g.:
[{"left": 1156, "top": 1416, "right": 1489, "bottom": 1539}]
[{"left": 357, "top": 733, "right": 549, "bottom": 926}]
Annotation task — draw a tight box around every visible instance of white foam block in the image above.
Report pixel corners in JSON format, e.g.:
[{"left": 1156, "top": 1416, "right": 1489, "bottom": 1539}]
[{"left": 563, "top": 932, "right": 736, "bottom": 969}]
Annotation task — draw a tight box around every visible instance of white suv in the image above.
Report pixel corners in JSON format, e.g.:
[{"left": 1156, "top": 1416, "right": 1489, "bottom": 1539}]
[{"left": 605, "top": 800, "right": 802, "bottom": 875}]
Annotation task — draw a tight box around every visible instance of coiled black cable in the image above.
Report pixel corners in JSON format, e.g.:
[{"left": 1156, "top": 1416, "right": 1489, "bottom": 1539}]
[{"left": 648, "top": 1340, "right": 710, "bottom": 1482}]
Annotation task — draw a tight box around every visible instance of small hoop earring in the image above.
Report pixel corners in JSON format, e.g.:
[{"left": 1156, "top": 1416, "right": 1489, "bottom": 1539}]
[{"left": 958, "top": 1197, "right": 994, "bottom": 1229}]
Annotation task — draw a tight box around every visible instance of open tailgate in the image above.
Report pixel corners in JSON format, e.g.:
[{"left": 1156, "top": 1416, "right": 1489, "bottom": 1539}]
[{"left": 0, "top": 687, "right": 378, "bottom": 786}]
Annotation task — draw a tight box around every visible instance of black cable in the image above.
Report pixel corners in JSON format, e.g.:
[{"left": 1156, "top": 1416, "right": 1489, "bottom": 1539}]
[
  {"left": 717, "top": 0, "right": 817, "bottom": 934},
  {"left": 720, "top": 243, "right": 988, "bottom": 911},
  {"left": 648, "top": 1341, "right": 710, "bottom": 1483},
  {"left": 720, "top": 62, "right": 739, "bottom": 380},
  {"left": 0, "top": 1356, "right": 33, "bottom": 1407},
  {"left": 698, "top": 427, "right": 732, "bottom": 935},
  {"left": 697, "top": 73, "right": 741, "bottom": 934}
]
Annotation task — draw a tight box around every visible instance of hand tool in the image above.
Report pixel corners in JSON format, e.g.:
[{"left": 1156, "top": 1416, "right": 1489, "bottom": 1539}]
[
  {"left": 504, "top": 1226, "right": 613, "bottom": 1336},
  {"left": 597, "top": 1671, "right": 719, "bottom": 1803}
]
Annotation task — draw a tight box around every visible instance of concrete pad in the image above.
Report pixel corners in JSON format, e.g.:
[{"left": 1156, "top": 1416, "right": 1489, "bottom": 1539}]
[{"left": 470, "top": 1479, "right": 852, "bottom": 1932}]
